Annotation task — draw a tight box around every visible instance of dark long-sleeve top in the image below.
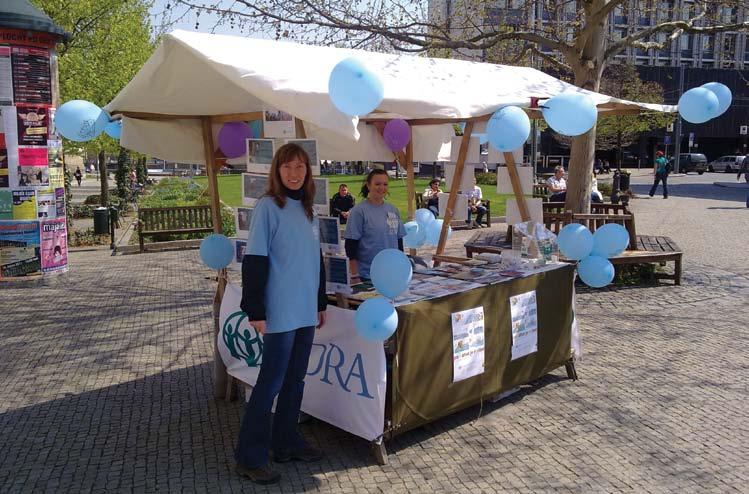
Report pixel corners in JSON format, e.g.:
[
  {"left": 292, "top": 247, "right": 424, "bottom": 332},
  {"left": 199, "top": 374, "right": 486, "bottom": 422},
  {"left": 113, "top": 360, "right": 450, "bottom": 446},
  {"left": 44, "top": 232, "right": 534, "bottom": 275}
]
[{"left": 331, "top": 192, "right": 355, "bottom": 217}]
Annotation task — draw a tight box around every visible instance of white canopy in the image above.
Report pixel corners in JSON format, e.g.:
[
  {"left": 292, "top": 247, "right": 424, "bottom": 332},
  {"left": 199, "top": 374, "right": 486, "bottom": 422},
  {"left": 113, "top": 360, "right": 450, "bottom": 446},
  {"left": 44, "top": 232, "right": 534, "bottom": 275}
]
[{"left": 106, "top": 30, "right": 675, "bottom": 164}]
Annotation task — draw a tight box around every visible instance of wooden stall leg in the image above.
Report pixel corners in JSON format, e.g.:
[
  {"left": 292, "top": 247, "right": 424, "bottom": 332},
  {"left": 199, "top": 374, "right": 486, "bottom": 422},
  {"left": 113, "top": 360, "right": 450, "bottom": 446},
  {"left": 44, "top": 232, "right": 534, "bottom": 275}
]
[
  {"left": 674, "top": 257, "right": 682, "bottom": 286},
  {"left": 371, "top": 438, "right": 388, "bottom": 465},
  {"left": 564, "top": 358, "right": 578, "bottom": 381}
]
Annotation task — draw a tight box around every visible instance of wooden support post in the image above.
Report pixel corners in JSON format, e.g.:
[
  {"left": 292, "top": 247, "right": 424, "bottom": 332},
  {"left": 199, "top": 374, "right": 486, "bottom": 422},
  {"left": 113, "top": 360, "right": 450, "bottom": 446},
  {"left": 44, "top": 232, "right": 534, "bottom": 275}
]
[
  {"left": 436, "top": 122, "right": 474, "bottom": 259},
  {"left": 201, "top": 116, "right": 229, "bottom": 399},
  {"left": 503, "top": 151, "right": 530, "bottom": 222}
]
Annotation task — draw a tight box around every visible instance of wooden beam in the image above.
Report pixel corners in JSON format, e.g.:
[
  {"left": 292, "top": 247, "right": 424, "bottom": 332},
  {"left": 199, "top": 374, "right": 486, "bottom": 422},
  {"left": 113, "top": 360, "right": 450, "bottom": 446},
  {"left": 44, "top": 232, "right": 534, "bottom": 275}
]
[
  {"left": 435, "top": 121, "right": 474, "bottom": 259},
  {"left": 111, "top": 110, "right": 266, "bottom": 122},
  {"left": 503, "top": 151, "right": 530, "bottom": 222},
  {"left": 295, "top": 118, "right": 307, "bottom": 138},
  {"left": 211, "top": 111, "right": 264, "bottom": 124},
  {"left": 201, "top": 117, "right": 223, "bottom": 234}
]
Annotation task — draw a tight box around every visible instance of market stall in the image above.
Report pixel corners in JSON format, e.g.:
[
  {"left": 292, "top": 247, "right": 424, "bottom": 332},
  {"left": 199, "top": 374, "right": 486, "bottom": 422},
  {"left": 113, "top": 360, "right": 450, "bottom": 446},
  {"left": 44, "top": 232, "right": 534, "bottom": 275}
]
[{"left": 104, "top": 30, "right": 672, "bottom": 461}]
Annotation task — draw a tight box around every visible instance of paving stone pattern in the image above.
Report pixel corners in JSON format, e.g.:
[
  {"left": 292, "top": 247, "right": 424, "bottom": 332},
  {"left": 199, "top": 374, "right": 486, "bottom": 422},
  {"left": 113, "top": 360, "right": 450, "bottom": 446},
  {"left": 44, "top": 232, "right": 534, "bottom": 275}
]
[{"left": 1, "top": 198, "right": 748, "bottom": 492}]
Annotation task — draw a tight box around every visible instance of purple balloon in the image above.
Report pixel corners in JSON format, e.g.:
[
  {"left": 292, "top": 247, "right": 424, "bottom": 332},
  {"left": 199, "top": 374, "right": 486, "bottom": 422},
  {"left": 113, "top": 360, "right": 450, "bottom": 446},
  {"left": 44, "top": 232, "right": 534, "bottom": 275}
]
[
  {"left": 383, "top": 119, "right": 411, "bottom": 152},
  {"left": 218, "top": 122, "right": 253, "bottom": 158}
]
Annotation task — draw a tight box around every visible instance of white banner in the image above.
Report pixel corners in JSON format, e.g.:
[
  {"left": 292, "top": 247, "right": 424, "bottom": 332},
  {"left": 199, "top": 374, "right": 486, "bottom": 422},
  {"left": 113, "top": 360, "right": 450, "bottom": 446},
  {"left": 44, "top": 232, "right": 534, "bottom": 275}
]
[
  {"left": 218, "top": 284, "right": 386, "bottom": 441},
  {"left": 509, "top": 290, "right": 538, "bottom": 361}
]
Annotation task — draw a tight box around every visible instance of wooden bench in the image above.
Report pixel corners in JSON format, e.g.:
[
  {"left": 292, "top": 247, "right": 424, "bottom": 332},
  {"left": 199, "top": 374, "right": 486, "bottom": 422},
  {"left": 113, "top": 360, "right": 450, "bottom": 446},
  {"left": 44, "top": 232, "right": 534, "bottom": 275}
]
[
  {"left": 138, "top": 205, "right": 214, "bottom": 252},
  {"left": 464, "top": 203, "right": 682, "bottom": 284},
  {"left": 533, "top": 183, "right": 549, "bottom": 200},
  {"left": 416, "top": 192, "right": 491, "bottom": 227}
]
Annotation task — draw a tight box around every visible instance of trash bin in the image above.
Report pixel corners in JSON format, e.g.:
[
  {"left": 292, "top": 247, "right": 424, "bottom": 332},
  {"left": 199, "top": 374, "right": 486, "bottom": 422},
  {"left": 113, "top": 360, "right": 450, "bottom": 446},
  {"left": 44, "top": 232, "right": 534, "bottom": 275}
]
[
  {"left": 619, "top": 171, "right": 631, "bottom": 191},
  {"left": 93, "top": 207, "right": 109, "bottom": 234}
]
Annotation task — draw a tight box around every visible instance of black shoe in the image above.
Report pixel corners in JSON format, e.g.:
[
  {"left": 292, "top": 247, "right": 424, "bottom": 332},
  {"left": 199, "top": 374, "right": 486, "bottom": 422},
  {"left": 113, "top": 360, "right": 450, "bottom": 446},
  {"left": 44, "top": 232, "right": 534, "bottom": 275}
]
[
  {"left": 274, "top": 446, "right": 323, "bottom": 463},
  {"left": 236, "top": 463, "right": 281, "bottom": 485}
]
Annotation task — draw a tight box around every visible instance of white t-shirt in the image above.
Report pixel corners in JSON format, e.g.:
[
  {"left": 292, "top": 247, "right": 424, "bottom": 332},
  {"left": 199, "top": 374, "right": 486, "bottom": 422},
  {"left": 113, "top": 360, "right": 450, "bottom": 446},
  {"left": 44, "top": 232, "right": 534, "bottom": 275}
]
[
  {"left": 466, "top": 185, "right": 483, "bottom": 202},
  {"left": 546, "top": 176, "right": 567, "bottom": 192}
]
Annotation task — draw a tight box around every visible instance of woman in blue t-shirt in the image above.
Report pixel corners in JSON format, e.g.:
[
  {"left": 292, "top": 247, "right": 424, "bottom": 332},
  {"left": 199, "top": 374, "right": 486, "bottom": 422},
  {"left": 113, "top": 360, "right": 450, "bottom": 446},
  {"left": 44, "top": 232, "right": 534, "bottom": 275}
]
[
  {"left": 235, "top": 143, "right": 327, "bottom": 485},
  {"left": 344, "top": 169, "right": 406, "bottom": 280}
]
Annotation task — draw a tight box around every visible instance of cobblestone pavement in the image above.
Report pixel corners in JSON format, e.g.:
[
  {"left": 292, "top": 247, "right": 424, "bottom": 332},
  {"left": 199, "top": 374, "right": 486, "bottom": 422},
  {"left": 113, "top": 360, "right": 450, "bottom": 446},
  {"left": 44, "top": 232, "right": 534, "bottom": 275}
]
[{"left": 1, "top": 187, "right": 747, "bottom": 492}]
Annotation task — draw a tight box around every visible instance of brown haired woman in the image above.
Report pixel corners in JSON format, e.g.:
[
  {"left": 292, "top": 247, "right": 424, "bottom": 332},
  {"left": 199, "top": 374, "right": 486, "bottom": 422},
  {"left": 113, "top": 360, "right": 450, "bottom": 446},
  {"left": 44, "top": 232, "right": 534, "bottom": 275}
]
[
  {"left": 344, "top": 169, "right": 406, "bottom": 280},
  {"left": 235, "top": 143, "right": 327, "bottom": 484}
]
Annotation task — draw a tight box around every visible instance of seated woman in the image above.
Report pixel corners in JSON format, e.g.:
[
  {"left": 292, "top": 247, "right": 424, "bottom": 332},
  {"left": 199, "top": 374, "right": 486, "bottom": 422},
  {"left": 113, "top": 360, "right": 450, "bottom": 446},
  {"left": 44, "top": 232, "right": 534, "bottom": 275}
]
[
  {"left": 591, "top": 171, "right": 603, "bottom": 203},
  {"left": 330, "top": 184, "right": 355, "bottom": 224},
  {"left": 423, "top": 179, "right": 442, "bottom": 217},
  {"left": 546, "top": 165, "right": 567, "bottom": 202},
  {"left": 344, "top": 169, "right": 406, "bottom": 280}
]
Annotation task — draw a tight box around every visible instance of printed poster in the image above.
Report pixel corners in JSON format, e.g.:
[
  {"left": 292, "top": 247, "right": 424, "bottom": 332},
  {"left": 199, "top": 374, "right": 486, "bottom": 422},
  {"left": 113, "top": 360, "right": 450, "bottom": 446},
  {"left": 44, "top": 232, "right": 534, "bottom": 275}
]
[
  {"left": 262, "top": 105, "right": 294, "bottom": 138},
  {"left": 451, "top": 306, "right": 485, "bottom": 382},
  {"left": 0, "top": 189, "right": 10, "bottom": 219},
  {"left": 510, "top": 290, "right": 538, "bottom": 361},
  {"left": 0, "top": 46, "right": 12, "bottom": 105},
  {"left": 48, "top": 167, "right": 63, "bottom": 188},
  {"left": 47, "top": 139, "right": 62, "bottom": 167},
  {"left": 37, "top": 189, "right": 55, "bottom": 219},
  {"left": 0, "top": 220, "right": 41, "bottom": 278},
  {"left": 0, "top": 140, "right": 7, "bottom": 188},
  {"left": 12, "top": 189, "right": 35, "bottom": 219},
  {"left": 11, "top": 46, "right": 51, "bottom": 105},
  {"left": 16, "top": 105, "right": 48, "bottom": 146},
  {"left": 1, "top": 106, "right": 18, "bottom": 187},
  {"left": 54, "top": 187, "right": 65, "bottom": 218},
  {"left": 41, "top": 218, "right": 67, "bottom": 273}
]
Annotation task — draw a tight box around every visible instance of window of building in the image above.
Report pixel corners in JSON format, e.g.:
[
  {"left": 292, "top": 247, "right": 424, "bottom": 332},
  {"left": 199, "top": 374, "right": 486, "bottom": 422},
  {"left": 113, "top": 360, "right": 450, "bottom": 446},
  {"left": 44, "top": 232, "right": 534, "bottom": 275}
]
[
  {"left": 722, "top": 34, "right": 736, "bottom": 57},
  {"left": 613, "top": 5, "right": 628, "bottom": 25}
]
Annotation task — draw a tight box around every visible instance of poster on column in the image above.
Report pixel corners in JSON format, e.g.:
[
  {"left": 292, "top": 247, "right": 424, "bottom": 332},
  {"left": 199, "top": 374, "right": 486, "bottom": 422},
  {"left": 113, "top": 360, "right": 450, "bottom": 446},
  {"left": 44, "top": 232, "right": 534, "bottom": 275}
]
[
  {"left": 1, "top": 106, "right": 19, "bottom": 187},
  {"left": 218, "top": 283, "right": 387, "bottom": 442},
  {"left": 11, "top": 46, "right": 52, "bottom": 105},
  {"left": 54, "top": 187, "right": 65, "bottom": 218},
  {"left": 12, "top": 190, "right": 36, "bottom": 219},
  {"left": 509, "top": 290, "right": 538, "bottom": 361},
  {"left": 0, "top": 190, "right": 10, "bottom": 219},
  {"left": 16, "top": 105, "right": 48, "bottom": 146},
  {"left": 0, "top": 135, "right": 7, "bottom": 188},
  {"left": 0, "top": 46, "right": 12, "bottom": 105},
  {"left": 0, "top": 220, "right": 41, "bottom": 278},
  {"left": 47, "top": 139, "right": 62, "bottom": 167},
  {"left": 41, "top": 218, "right": 67, "bottom": 273},
  {"left": 451, "top": 306, "right": 486, "bottom": 382},
  {"left": 37, "top": 189, "right": 55, "bottom": 219}
]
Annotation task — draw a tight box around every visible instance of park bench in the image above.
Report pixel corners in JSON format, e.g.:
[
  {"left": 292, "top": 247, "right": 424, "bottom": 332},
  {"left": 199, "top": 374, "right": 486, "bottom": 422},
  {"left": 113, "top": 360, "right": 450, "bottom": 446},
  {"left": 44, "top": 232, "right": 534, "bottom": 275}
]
[
  {"left": 533, "top": 183, "right": 549, "bottom": 200},
  {"left": 416, "top": 192, "right": 491, "bottom": 227},
  {"left": 464, "top": 202, "right": 682, "bottom": 284},
  {"left": 138, "top": 205, "right": 213, "bottom": 252}
]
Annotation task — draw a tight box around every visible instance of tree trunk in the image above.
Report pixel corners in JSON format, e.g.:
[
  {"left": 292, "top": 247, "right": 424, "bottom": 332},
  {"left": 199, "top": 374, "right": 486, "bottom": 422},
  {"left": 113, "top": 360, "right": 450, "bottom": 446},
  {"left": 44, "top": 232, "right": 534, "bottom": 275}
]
[
  {"left": 565, "top": 0, "right": 606, "bottom": 214},
  {"left": 98, "top": 150, "right": 108, "bottom": 207}
]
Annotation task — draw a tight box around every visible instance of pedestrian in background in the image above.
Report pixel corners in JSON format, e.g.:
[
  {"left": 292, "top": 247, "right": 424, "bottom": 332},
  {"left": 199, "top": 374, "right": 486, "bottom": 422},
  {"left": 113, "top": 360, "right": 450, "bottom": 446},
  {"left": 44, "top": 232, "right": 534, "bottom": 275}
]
[
  {"left": 737, "top": 156, "right": 748, "bottom": 208},
  {"left": 649, "top": 150, "right": 669, "bottom": 199}
]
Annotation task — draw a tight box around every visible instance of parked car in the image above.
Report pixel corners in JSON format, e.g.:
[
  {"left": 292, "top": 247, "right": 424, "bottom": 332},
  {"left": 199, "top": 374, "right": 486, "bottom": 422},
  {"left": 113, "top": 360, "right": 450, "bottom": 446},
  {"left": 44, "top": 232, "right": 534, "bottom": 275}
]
[
  {"left": 668, "top": 153, "right": 707, "bottom": 174},
  {"left": 707, "top": 155, "right": 745, "bottom": 173}
]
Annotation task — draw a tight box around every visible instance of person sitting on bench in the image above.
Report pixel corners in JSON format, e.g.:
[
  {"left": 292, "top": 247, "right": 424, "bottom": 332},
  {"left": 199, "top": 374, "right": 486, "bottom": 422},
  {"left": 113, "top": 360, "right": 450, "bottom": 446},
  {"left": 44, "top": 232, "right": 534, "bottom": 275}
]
[
  {"left": 423, "top": 179, "right": 442, "bottom": 217},
  {"left": 547, "top": 166, "right": 567, "bottom": 202},
  {"left": 466, "top": 177, "right": 487, "bottom": 228}
]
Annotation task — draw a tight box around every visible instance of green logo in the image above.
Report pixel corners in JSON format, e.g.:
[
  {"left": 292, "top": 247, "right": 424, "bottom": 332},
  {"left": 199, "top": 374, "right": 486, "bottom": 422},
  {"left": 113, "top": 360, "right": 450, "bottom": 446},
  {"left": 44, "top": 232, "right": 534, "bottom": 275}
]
[{"left": 222, "top": 310, "right": 263, "bottom": 367}]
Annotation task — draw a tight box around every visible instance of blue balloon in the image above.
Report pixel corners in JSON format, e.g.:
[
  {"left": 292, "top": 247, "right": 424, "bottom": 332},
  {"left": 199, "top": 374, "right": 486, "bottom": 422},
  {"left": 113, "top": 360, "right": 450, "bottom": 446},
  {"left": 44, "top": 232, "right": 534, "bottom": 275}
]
[
  {"left": 487, "top": 106, "right": 530, "bottom": 151},
  {"left": 328, "top": 58, "right": 384, "bottom": 116},
  {"left": 370, "top": 248, "right": 412, "bottom": 298},
  {"left": 678, "top": 87, "right": 720, "bottom": 124},
  {"left": 249, "top": 120, "right": 263, "bottom": 138},
  {"left": 404, "top": 220, "right": 419, "bottom": 236},
  {"left": 578, "top": 255, "right": 615, "bottom": 288},
  {"left": 403, "top": 225, "right": 426, "bottom": 249},
  {"left": 354, "top": 297, "right": 399, "bottom": 341},
  {"left": 55, "top": 100, "right": 109, "bottom": 142},
  {"left": 415, "top": 208, "right": 435, "bottom": 228},
  {"left": 557, "top": 223, "right": 593, "bottom": 260},
  {"left": 701, "top": 82, "right": 732, "bottom": 116},
  {"left": 591, "top": 223, "right": 629, "bottom": 258},
  {"left": 425, "top": 219, "right": 451, "bottom": 246},
  {"left": 104, "top": 119, "right": 122, "bottom": 139},
  {"left": 199, "top": 234, "right": 233, "bottom": 270},
  {"left": 542, "top": 93, "right": 598, "bottom": 136}
]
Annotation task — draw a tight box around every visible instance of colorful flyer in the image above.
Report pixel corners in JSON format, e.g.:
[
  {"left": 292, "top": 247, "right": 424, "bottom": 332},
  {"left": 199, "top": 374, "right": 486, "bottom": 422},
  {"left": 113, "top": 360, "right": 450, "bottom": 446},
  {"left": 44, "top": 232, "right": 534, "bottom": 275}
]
[
  {"left": 37, "top": 189, "right": 55, "bottom": 219},
  {"left": 451, "top": 306, "right": 485, "bottom": 382},
  {"left": 0, "top": 220, "right": 41, "bottom": 278},
  {"left": 0, "top": 143, "right": 7, "bottom": 188},
  {"left": 54, "top": 187, "right": 65, "bottom": 218},
  {"left": 12, "top": 189, "right": 36, "bottom": 219},
  {"left": 16, "top": 105, "right": 48, "bottom": 146},
  {"left": 0, "top": 189, "right": 11, "bottom": 219},
  {"left": 47, "top": 139, "right": 62, "bottom": 167},
  {"left": 1, "top": 106, "right": 19, "bottom": 188},
  {"left": 18, "top": 146, "right": 47, "bottom": 165},
  {"left": 510, "top": 290, "right": 538, "bottom": 361},
  {"left": 41, "top": 218, "right": 67, "bottom": 273},
  {"left": 11, "top": 46, "right": 52, "bottom": 105},
  {"left": 0, "top": 46, "right": 12, "bottom": 106},
  {"left": 18, "top": 165, "right": 48, "bottom": 187},
  {"left": 48, "top": 166, "right": 63, "bottom": 188}
]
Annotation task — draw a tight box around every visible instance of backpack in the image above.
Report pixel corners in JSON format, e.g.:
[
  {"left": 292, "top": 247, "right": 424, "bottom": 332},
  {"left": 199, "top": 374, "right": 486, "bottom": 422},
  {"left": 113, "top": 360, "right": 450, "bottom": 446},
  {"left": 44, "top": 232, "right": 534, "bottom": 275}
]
[{"left": 665, "top": 161, "right": 673, "bottom": 174}]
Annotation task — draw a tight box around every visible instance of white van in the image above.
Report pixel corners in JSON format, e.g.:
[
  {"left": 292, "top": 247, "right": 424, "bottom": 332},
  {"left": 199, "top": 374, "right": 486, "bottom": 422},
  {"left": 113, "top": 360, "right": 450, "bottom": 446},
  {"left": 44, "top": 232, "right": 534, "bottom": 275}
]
[{"left": 708, "top": 155, "right": 745, "bottom": 173}]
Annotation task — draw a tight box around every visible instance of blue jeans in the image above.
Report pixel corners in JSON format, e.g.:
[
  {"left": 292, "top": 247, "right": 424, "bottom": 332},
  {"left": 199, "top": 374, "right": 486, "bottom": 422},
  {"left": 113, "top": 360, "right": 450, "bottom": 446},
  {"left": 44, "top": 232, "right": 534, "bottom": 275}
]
[
  {"left": 467, "top": 204, "right": 486, "bottom": 225},
  {"left": 649, "top": 173, "right": 668, "bottom": 198},
  {"left": 235, "top": 326, "right": 315, "bottom": 468}
]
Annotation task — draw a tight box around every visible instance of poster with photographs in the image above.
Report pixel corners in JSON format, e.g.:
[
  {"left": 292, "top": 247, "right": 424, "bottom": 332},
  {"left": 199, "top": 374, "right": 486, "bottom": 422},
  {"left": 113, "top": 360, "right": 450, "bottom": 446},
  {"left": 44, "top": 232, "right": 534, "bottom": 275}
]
[
  {"left": 18, "top": 164, "right": 48, "bottom": 187},
  {"left": 0, "top": 220, "right": 41, "bottom": 279},
  {"left": 37, "top": 189, "right": 55, "bottom": 219},
  {"left": 229, "top": 238, "right": 247, "bottom": 270},
  {"left": 234, "top": 207, "right": 253, "bottom": 239},
  {"left": 47, "top": 139, "right": 62, "bottom": 167},
  {"left": 312, "top": 177, "right": 329, "bottom": 216},
  {"left": 41, "top": 218, "right": 67, "bottom": 273},
  {"left": 54, "top": 187, "right": 65, "bottom": 218},
  {"left": 285, "top": 138, "right": 321, "bottom": 175},
  {"left": 245, "top": 139, "right": 275, "bottom": 174},
  {"left": 241, "top": 173, "right": 269, "bottom": 207},
  {"left": 263, "top": 105, "right": 294, "bottom": 138}
]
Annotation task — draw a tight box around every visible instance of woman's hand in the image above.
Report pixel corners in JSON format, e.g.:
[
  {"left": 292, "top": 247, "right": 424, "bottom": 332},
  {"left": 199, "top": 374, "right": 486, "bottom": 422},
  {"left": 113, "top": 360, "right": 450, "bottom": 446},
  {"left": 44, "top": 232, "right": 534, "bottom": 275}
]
[
  {"left": 317, "top": 311, "right": 327, "bottom": 329},
  {"left": 250, "top": 320, "right": 267, "bottom": 335}
]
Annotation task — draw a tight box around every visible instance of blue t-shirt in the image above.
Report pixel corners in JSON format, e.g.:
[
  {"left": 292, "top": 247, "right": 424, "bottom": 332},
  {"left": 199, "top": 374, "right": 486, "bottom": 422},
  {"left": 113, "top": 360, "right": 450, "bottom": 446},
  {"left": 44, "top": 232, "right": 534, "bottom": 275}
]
[
  {"left": 344, "top": 199, "right": 406, "bottom": 279},
  {"left": 246, "top": 196, "right": 321, "bottom": 333}
]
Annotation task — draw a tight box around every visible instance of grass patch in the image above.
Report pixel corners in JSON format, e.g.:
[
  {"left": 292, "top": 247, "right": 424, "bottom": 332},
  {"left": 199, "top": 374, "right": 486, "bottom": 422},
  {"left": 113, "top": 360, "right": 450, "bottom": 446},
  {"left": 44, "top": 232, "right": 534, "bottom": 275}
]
[{"left": 196, "top": 174, "right": 515, "bottom": 219}]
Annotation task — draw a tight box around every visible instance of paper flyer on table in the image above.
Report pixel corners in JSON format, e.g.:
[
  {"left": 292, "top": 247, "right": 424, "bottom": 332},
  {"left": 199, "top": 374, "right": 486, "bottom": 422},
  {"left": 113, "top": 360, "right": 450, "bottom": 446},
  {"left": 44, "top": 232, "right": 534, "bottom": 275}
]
[
  {"left": 510, "top": 290, "right": 538, "bottom": 361},
  {"left": 451, "top": 306, "right": 485, "bottom": 382}
]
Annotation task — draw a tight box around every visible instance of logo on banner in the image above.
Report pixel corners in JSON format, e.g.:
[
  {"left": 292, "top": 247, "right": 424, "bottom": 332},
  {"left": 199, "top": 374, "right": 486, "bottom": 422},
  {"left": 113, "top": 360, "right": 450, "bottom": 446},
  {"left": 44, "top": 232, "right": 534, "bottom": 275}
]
[{"left": 222, "top": 310, "right": 263, "bottom": 367}]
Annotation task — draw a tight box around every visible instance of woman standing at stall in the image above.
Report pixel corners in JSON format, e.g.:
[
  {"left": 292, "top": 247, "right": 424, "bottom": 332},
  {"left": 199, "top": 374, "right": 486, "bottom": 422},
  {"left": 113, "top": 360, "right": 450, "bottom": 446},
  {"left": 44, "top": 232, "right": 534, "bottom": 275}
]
[
  {"left": 344, "top": 169, "right": 406, "bottom": 280},
  {"left": 235, "top": 143, "right": 327, "bottom": 485}
]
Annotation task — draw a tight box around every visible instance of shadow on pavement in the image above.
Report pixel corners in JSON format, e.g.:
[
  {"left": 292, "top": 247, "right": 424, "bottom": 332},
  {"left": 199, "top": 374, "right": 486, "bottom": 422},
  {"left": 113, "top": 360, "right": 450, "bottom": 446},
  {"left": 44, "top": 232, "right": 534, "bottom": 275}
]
[{"left": 630, "top": 182, "right": 746, "bottom": 202}]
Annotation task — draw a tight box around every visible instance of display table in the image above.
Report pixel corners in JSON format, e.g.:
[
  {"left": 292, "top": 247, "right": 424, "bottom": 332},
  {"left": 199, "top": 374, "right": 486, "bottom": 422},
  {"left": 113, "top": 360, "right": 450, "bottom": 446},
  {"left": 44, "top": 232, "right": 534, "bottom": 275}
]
[{"left": 219, "top": 263, "right": 577, "bottom": 465}]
